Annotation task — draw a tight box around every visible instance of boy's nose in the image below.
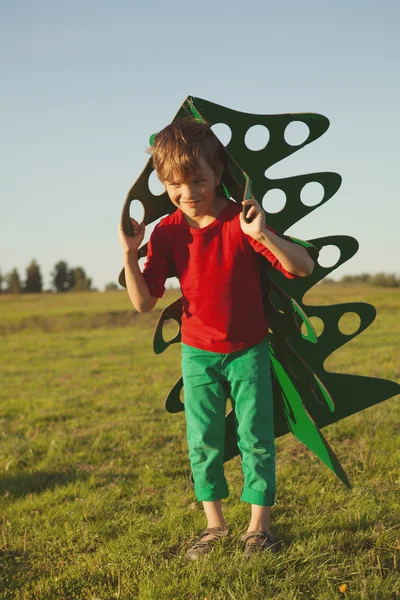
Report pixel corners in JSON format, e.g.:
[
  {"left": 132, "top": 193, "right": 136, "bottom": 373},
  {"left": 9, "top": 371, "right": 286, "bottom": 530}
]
[{"left": 181, "top": 185, "right": 196, "bottom": 201}]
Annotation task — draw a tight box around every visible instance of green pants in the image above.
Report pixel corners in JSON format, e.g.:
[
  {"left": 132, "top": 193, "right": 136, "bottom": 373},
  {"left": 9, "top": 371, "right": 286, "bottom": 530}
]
[{"left": 181, "top": 337, "right": 276, "bottom": 506}]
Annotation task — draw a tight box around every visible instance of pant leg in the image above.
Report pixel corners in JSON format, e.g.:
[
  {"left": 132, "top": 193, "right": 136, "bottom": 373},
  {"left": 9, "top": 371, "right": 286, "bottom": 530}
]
[
  {"left": 181, "top": 344, "right": 229, "bottom": 502},
  {"left": 224, "top": 338, "right": 276, "bottom": 506}
]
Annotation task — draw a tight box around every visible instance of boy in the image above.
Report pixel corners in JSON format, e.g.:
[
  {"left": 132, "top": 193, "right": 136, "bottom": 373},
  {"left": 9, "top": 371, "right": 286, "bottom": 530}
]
[{"left": 118, "top": 119, "right": 314, "bottom": 560}]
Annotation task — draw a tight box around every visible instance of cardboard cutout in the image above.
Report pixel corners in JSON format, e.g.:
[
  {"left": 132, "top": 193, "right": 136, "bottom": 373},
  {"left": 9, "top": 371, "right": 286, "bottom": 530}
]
[{"left": 119, "top": 96, "right": 400, "bottom": 487}]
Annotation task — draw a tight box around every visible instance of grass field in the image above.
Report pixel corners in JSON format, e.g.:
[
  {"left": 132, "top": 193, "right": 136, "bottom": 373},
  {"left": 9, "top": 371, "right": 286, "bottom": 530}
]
[{"left": 0, "top": 286, "right": 399, "bottom": 599}]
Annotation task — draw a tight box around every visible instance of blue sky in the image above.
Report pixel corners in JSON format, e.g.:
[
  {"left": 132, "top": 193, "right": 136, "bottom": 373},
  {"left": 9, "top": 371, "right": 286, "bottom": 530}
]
[{"left": 1, "top": 0, "right": 399, "bottom": 289}]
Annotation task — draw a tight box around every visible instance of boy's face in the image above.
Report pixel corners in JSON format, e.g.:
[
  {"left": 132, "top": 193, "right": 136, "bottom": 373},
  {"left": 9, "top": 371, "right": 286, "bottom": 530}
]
[{"left": 163, "top": 155, "right": 222, "bottom": 220}]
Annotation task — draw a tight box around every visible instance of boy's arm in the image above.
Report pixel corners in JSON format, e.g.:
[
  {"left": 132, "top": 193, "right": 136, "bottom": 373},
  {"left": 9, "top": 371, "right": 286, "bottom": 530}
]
[
  {"left": 123, "top": 249, "right": 158, "bottom": 313},
  {"left": 118, "top": 219, "right": 159, "bottom": 313},
  {"left": 240, "top": 199, "right": 314, "bottom": 277},
  {"left": 251, "top": 227, "right": 314, "bottom": 277}
]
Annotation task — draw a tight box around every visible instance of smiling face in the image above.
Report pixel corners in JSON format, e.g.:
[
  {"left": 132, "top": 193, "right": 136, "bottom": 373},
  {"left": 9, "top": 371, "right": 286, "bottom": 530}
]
[
  {"left": 151, "top": 119, "right": 227, "bottom": 226},
  {"left": 163, "top": 155, "right": 224, "bottom": 224}
]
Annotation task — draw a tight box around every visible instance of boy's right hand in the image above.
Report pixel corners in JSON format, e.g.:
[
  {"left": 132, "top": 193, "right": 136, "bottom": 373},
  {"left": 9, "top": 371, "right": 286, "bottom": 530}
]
[{"left": 118, "top": 218, "right": 145, "bottom": 253}]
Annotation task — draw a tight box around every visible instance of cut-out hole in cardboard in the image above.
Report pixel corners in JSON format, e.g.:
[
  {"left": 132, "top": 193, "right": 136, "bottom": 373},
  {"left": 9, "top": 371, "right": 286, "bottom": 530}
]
[
  {"left": 301, "top": 316, "right": 324, "bottom": 337},
  {"left": 148, "top": 170, "right": 165, "bottom": 196},
  {"left": 162, "top": 319, "right": 180, "bottom": 343},
  {"left": 245, "top": 125, "right": 270, "bottom": 151},
  {"left": 338, "top": 312, "right": 361, "bottom": 336},
  {"left": 138, "top": 256, "right": 146, "bottom": 271},
  {"left": 262, "top": 189, "right": 286, "bottom": 213},
  {"left": 284, "top": 121, "right": 310, "bottom": 146},
  {"left": 300, "top": 182, "right": 325, "bottom": 207},
  {"left": 318, "top": 245, "right": 341, "bottom": 268},
  {"left": 129, "top": 199, "right": 145, "bottom": 225},
  {"left": 165, "top": 277, "right": 180, "bottom": 291},
  {"left": 211, "top": 123, "right": 232, "bottom": 146},
  {"left": 292, "top": 308, "right": 317, "bottom": 342}
]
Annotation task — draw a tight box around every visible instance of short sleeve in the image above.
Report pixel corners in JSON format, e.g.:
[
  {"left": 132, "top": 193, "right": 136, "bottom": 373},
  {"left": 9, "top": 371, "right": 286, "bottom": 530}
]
[
  {"left": 244, "top": 224, "right": 299, "bottom": 279},
  {"left": 142, "top": 223, "right": 172, "bottom": 298}
]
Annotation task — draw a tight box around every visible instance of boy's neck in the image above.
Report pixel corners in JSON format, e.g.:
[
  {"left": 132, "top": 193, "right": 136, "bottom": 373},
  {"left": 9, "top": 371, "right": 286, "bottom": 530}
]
[{"left": 183, "top": 196, "right": 229, "bottom": 229}]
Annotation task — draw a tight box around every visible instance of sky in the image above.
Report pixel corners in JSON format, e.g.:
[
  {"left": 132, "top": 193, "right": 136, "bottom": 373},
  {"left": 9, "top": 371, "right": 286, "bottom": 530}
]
[{"left": 1, "top": 0, "right": 399, "bottom": 290}]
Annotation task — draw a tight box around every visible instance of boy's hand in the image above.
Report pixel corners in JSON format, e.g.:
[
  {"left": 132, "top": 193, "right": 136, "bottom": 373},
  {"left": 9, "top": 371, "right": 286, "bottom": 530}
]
[
  {"left": 118, "top": 218, "right": 145, "bottom": 253},
  {"left": 240, "top": 199, "right": 266, "bottom": 241}
]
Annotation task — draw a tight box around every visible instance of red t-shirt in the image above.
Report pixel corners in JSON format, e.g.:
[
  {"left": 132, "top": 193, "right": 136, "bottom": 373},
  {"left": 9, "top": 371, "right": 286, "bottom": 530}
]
[{"left": 142, "top": 200, "right": 297, "bottom": 353}]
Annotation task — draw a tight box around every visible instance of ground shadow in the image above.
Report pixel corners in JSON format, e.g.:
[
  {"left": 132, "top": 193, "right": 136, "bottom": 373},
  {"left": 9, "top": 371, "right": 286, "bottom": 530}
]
[{"left": 0, "top": 469, "right": 138, "bottom": 499}]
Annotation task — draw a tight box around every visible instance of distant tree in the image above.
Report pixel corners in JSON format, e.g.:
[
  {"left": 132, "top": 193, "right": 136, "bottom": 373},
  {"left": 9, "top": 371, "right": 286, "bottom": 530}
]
[
  {"left": 70, "top": 267, "right": 92, "bottom": 292},
  {"left": 341, "top": 274, "right": 372, "bottom": 284},
  {"left": 370, "top": 273, "right": 399, "bottom": 288},
  {"left": 52, "top": 261, "right": 73, "bottom": 292},
  {"left": 6, "top": 268, "right": 22, "bottom": 293},
  {"left": 341, "top": 275, "right": 357, "bottom": 283},
  {"left": 0, "top": 269, "right": 3, "bottom": 292},
  {"left": 338, "top": 272, "right": 399, "bottom": 287},
  {"left": 104, "top": 282, "right": 119, "bottom": 291},
  {"left": 51, "top": 261, "right": 93, "bottom": 292},
  {"left": 24, "top": 259, "right": 43, "bottom": 293}
]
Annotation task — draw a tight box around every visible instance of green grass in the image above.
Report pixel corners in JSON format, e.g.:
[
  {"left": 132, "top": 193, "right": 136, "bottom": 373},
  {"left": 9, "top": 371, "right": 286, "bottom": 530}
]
[{"left": 0, "top": 288, "right": 399, "bottom": 599}]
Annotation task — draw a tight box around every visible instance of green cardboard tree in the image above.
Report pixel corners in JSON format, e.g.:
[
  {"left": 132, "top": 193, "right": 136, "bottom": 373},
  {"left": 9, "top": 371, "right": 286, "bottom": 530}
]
[{"left": 119, "top": 96, "right": 400, "bottom": 488}]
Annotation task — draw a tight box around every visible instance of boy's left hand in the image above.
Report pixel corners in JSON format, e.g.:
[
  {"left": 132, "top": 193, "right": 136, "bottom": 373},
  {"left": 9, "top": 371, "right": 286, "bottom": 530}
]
[{"left": 239, "top": 199, "right": 266, "bottom": 241}]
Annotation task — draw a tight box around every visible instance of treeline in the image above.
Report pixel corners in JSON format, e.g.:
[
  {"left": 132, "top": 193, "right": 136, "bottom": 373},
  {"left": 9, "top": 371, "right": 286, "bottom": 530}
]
[
  {"left": 3, "top": 261, "right": 398, "bottom": 293},
  {"left": 0, "top": 260, "right": 94, "bottom": 293},
  {"left": 322, "top": 273, "right": 400, "bottom": 287}
]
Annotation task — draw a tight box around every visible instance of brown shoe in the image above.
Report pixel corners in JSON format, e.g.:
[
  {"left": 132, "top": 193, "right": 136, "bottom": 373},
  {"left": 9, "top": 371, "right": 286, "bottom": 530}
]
[
  {"left": 186, "top": 527, "right": 230, "bottom": 561},
  {"left": 239, "top": 530, "right": 280, "bottom": 556}
]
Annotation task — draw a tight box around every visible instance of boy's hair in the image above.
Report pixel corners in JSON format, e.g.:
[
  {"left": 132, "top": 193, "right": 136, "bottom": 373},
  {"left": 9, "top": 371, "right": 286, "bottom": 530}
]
[{"left": 150, "top": 118, "right": 226, "bottom": 184}]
